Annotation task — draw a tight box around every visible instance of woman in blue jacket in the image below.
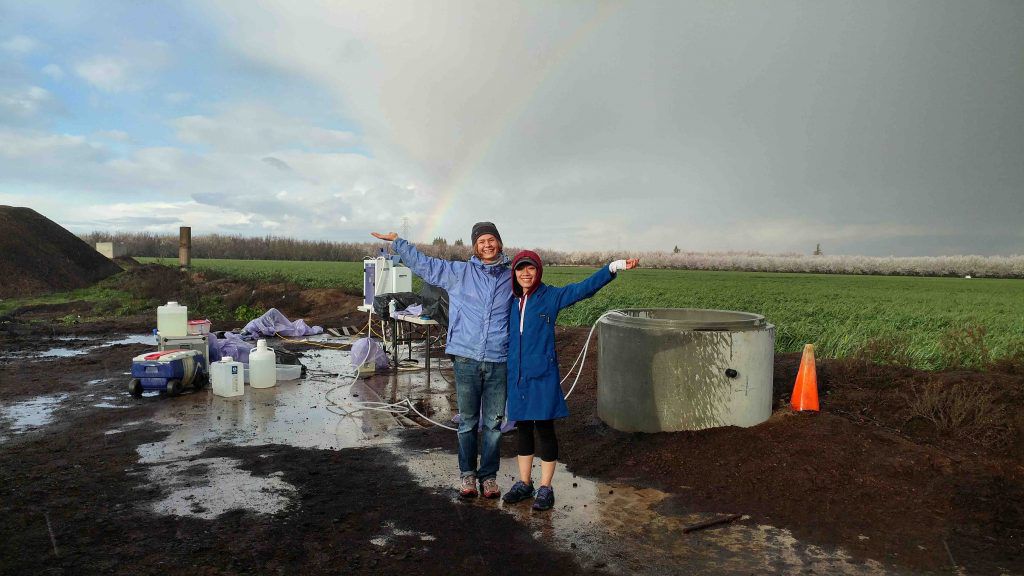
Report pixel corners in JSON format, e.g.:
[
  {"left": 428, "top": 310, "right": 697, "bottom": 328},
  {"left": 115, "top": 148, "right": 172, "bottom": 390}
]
[{"left": 502, "top": 250, "right": 638, "bottom": 510}]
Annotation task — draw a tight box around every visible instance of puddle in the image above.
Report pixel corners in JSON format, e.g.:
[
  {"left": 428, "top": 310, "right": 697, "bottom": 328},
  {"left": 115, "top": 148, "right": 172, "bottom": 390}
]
[
  {"left": 139, "top": 456, "right": 296, "bottom": 519},
  {"left": 93, "top": 394, "right": 133, "bottom": 409},
  {"left": 106, "top": 334, "right": 156, "bottom": 346},
  {"left": 35, "top": 347, "right": 90, "bottom": 358},
  {"left": 135, "top": 345, "right": 414, "bottom": 518},
  {"left": 1, "top": 334, "right": 154, "bottom": 360},
  {"left": 136, "top": 348, "right": 405, "bottom": 464},
  {"left": 400, "top": 450, "right": 888, "bottom": 575},
  {"left": 0, "top": 393, "right": 70, "bottom": 437},
  {"left": 370, "top": 521, "right": 437, "bottom": 547},
  {"left": 105, "top": 421, "right": 144, "bottom": 436}
]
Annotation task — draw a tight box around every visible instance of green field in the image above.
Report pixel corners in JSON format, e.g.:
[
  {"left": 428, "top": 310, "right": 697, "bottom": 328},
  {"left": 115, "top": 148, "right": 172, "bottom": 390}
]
[
  {"left": 142, "top": 257, "right": 1024, "bottom": 369},
  {"left": 141, "top": 258, "right": 369, "bottom": 291}
]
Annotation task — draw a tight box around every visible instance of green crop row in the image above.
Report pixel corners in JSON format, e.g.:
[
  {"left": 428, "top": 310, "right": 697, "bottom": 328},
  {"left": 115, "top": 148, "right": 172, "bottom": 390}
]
[{"left": 143, "top": 258, "right": 1024, "bottom": 369}]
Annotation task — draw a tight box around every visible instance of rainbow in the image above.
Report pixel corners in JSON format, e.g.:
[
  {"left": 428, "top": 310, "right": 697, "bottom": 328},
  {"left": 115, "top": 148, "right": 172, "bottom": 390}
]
[{"left": 420, "top": 3, "right": 622, "bottom": 241}]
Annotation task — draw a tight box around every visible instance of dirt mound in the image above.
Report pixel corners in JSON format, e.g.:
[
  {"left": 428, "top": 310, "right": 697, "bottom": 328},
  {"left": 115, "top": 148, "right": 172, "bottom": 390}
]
[{"left": 0, "top": 206, "right": 122, "bottom": 298}]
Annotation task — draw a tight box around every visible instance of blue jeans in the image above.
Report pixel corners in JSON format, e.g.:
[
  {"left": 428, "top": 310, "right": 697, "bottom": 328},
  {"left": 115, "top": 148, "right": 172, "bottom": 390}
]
[{"left": 451, "top": 356, "right": 507, "bottom": 481}]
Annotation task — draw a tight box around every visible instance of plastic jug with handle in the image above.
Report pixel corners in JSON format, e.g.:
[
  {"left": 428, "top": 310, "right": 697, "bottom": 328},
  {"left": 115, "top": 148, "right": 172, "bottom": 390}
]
[
  {"left": 211, "top": 356, "right": 244, "bottom": 397},
  {"left": 249, "top": 339, "right": 277, "bottom": 389},
  {"left": 157, "top": 301, "right": 188, "bottom": 337}
]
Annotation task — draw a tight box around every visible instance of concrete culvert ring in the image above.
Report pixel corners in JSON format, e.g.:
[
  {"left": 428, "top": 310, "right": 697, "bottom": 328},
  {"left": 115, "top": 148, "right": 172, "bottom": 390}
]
[{"left": 597, "top": 308, "right": 775, "bottom": 432}]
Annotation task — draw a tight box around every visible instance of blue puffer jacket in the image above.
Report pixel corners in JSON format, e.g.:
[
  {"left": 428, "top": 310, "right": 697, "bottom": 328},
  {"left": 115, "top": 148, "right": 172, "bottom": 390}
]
[
  {"left": 392, "top": 238, "right": 512, "bottom": 362},
  {"left": 507, "top": 251, "right": 616, "bottom": 421}
]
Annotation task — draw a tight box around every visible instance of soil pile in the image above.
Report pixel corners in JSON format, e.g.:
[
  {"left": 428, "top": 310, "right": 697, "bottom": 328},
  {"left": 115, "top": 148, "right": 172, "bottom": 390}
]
[{"left": 0, "top": 205, "right": 122, "bottom": 298}]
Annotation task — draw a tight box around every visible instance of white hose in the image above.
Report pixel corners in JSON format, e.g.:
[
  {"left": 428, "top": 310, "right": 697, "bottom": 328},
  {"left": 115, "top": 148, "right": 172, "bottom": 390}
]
[
  {"left": 562, "top": 310, "right": 625, "bottom": 400},
  {"left": 326, "top": 310, "right": 623, "bottom": 431},
  {"left": 324, "top": 336, "right": 459, "bottom": 431}
]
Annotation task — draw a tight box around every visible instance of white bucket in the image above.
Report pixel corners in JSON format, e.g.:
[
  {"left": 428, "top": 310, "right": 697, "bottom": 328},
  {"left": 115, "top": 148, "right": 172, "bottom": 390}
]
[
  {"left": 157, "top": 301, "right": 188, "bottom": 338},
  {"left": 211, "top": 357, "right": 244, "bottom": 397},
  {"left": 249, "top": 339, "right": 277, "bottom": 389}
]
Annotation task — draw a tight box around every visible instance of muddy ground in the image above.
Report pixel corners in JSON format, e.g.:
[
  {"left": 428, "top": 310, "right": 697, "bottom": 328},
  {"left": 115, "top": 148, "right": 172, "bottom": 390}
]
[
  {"left": 405, "top": 328, "right": 1024, "bottom": 575},
  {"left": 1, "top": 267, "right": 1022, "bottom": 575}
]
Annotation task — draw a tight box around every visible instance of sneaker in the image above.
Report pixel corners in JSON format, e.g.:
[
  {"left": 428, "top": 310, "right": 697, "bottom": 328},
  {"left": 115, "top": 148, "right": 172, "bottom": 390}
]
[
  {"left": 501, "top": 480, "right": 535, "bottom": 504},
  {"left": 459, "top": 475, "right": 478, "bottom": 498},
  {"left": 532, "top": 486, "right": 555, "bottom": 511},
  {"left": 480, "top": 477, "right": 501, "bottom": 499}
]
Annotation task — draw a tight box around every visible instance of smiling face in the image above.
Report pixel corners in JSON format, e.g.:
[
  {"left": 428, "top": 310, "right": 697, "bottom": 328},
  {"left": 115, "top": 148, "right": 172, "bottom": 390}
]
[
  {"left": 515, "top": 264, "right": 537, "bottom": 291},
  {"left": 474, "top": 234, "right": 501, "bottom": 263}
]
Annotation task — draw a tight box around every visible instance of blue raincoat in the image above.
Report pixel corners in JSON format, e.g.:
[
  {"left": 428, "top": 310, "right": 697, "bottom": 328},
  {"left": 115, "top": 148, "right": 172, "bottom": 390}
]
[
  {"left": 392, "top": 238, "right": 512, "bottom": 362},
  {"left": 507, "top": 251, "right": 616, "bottom": 421}
]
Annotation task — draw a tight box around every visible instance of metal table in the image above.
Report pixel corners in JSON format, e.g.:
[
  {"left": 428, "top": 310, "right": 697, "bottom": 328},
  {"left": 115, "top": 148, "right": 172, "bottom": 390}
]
[{"left": 390, "top": 312, "right": 442, "bottom": 381}]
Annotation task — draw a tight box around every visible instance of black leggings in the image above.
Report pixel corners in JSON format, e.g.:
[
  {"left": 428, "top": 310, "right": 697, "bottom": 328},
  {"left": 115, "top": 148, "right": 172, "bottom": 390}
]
[{"left": 516, "top": 420, "right": 558, "bottom": 462}]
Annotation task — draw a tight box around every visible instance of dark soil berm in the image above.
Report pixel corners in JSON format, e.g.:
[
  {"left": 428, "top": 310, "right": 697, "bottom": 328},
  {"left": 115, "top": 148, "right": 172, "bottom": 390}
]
[{"left": 0, "top": 205, "right": 122, "bottom": 298}]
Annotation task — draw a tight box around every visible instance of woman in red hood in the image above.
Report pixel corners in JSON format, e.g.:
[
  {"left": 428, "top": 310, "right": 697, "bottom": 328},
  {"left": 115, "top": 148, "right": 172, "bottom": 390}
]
[{"left": 502, "top": 250, "right": 638, "bottom": 510}]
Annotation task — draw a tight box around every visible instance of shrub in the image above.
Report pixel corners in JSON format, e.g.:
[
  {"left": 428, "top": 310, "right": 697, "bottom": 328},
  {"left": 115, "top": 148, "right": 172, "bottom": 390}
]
[
  {"left": 904, "top": 378, "right": 1011, "bottom": 449},
  {"left": 233, "top": 304, "right": 264, "bottom": 322}
]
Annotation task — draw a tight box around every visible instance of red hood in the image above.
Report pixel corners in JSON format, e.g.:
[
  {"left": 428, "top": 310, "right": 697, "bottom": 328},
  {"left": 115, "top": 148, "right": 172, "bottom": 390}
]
[{"left": 512, "top": 250, "right": 543, "bottom": 297}]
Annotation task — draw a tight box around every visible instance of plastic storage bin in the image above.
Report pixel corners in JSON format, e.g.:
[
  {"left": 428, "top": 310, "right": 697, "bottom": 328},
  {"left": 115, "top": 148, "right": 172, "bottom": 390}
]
[
  {"left": 276, "top": 364, "right": 302, "bottom": 381},
  {"left": 187, "top": 319, "right": 211, "bottom": 335}
]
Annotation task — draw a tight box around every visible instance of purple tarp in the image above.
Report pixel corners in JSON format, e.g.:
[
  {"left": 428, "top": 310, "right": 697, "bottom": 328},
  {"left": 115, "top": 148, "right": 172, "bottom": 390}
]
[
  {"left": 350, "top": 337, "right": 389, "bottom": 370},
  {"left": 208, "top": 331, "right": 253, "bottom": 364},
  {"left": 243, "top": 307, "right": 323, "bottom": 338},
  {"left": 208, "top": 308, "right": 322, "bottom": 364}
]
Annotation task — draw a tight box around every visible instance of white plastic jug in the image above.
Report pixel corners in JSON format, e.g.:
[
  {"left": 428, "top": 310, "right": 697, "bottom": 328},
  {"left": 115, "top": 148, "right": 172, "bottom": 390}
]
[
  {"left": 249, "top": 339, "right": 277, "bottom": 389},
  {"left": 211, "top": 356, "right": 244, "bottom": 397},
  {"left": 157, "top": 301, "right": 188, "bottom": 338}
]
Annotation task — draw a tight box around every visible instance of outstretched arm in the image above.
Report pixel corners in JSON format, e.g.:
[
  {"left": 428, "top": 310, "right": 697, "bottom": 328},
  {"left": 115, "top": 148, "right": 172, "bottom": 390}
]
[
  {"left": 554, "top": 258, "right": 639, "bottom": 310},
  {"left": 370, "top": 232, "right": 462, "bottom": 290}
]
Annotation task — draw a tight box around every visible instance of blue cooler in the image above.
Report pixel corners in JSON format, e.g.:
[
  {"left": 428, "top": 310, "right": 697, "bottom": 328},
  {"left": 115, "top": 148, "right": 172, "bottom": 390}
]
[{"left": 129, "top": 349, "right": 207, "bottom": 397}]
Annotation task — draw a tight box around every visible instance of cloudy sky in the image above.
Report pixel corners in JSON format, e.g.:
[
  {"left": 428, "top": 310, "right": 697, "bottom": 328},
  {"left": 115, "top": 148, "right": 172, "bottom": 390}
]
[{"left": 1, "top": 1, "right": 1021, "bottom": 256}]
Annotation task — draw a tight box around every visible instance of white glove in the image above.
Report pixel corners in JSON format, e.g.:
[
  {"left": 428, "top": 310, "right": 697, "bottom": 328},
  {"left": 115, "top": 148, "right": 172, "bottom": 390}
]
[{"left": 609, "top": 260, "right": 628, "bottom": 273}]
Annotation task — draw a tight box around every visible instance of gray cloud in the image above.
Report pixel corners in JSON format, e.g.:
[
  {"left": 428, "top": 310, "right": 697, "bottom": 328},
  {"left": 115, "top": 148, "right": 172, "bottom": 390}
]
[
  {"left": 0, "top": 85, "right": 61, "bottom": 125},
  {"left": 66, "top": 215, "right": 182, "bottom": 228},
  {"left": 173, "top": 104, "right": 357, "bottom": 154},
  {"left": 1, "top": 2, "right": 1021, "bottom": 255},
  {"left": 74, "top": 41, "right": 172, "bottom": 92},
  {"left": 205, "top": 0, "right": 1024, "bottom": 255},
  {"left": 261, "top": 156, "right": 292, "bottom": 172},
  {"left": 1, "top": 35, "right": 39, "bottom": 54}
]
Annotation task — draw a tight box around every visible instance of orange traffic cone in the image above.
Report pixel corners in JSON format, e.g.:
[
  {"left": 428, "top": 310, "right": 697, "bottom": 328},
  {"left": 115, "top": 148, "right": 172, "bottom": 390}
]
[{"left": 790, "top": 344, "right": 819, "bottom": 412}]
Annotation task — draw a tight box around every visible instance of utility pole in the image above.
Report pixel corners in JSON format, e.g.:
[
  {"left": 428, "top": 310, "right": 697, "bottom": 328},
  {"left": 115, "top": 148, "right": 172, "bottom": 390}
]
[{"left": 179, "top": 226, "right": 191, "bottom": 270}]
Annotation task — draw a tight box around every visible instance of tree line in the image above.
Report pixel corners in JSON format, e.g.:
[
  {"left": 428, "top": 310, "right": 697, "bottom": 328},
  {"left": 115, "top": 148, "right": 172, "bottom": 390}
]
[{"left": 79, "top": 231, "right": 1024, "bottom": 278}]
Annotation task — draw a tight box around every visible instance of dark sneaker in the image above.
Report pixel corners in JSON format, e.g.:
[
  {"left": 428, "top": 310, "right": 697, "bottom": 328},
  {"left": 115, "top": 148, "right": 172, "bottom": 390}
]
[
  {"left": 480, "top": 477, "right": 501, "bottom": 499},
  {"left": 502, "top": 480, "right": 535, "bottom": 504},
  {"left": 532, "top": 485, "right": 555, "bottom": 511},
  {"left": 459, "top": 475, "right": 478, "bottom": 498}
]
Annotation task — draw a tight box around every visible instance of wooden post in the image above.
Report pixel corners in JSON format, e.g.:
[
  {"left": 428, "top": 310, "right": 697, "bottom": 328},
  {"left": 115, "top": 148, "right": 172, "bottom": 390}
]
[{"left": 179, "top": 226, "right": 191, "bottom": 270}]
